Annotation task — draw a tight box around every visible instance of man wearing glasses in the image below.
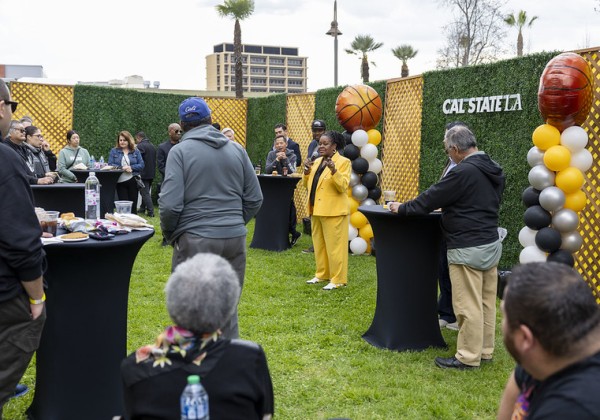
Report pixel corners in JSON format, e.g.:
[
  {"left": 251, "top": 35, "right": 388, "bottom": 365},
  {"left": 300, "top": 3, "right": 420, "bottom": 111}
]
[{"left": 0, "top": 80, "right": 47, "bottom": 416}]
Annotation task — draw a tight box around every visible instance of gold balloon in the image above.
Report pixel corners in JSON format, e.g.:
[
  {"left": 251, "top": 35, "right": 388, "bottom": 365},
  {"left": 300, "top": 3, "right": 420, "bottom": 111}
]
[
  {"left": 563, "top": 190, "right": 587, "bottom": 212},
  {"left": 350, "top": 211, "right": 368, "bottom": 229},
  {"left": 367, "top": 129, "right": 382, "bottom": 146},
  {"left": 349, "top": 198, "right": 360, "bottom": 213},
  {"left": 532, "top": 124, "right": 561, "bottom": 151},
  {"left": 543, "top": 145, "right": 571, "bottom": 171},
  {"left": 359, "top": 223, "right": 374, "bottom": 240},
  {"left": 555, "top": 167, "right": 585, "bottom": 194}
]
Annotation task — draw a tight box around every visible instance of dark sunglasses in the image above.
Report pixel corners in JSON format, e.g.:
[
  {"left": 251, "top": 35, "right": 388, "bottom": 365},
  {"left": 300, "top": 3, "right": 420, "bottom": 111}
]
[
  {"left": 3, "top": 99, "right": 18, "bottom": 113},
  {"left": 175, "top": 130, "right": 183, "bottom": 134}
]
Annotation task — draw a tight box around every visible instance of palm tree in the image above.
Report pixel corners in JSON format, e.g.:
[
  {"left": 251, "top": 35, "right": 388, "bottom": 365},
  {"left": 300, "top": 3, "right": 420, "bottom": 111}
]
[
  {"left": 216, "top": 0, "right": 255, "bottom": 98},
  {"left": 345, "top": 35, "right": 383, "bottom": 83},
  {"left": 391, "top": 45, "right": 418, "bottom": 77},
  {"left": 504, "top": 10, "right": 538, "bottom": 57}
]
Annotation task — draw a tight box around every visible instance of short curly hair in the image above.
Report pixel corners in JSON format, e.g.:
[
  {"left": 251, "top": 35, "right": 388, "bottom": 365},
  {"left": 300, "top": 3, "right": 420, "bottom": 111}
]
[{"left": 165, "top": 253, "right": 240, "bottom": 334}]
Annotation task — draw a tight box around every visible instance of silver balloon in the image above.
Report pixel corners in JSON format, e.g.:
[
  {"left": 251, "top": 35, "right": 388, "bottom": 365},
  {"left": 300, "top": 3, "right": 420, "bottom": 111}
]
[
  {"left": 528, "top": 165, "right": 555, "bottom": 190},
  {"left": 352, "top": 184, "right": 369, "bottom": 201},
  {"left": 361, "top": 198, "right": 376, "bottom": 206},
  {"left": 560, "top": 231, "right": 583, "bottom": 253},
  {"left": 527, "top": 146, "right": 545, "bottom": 167},
  {"left": 349, "top": 171, "right": 360, "bottom": 187},
  {"left": 552, "top": 209, "right": 579, "bottom": 233},
  {"left": 539, "top": 186, "right": 565, "bottom": 212}
]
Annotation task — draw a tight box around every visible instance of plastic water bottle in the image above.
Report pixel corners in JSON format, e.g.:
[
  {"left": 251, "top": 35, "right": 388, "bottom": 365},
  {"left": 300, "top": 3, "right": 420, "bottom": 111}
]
[
  {"left": 85, "top": 172, "right": 100, "bottom": 221},
  {"left": 180, "top": 375, "right": 209, "bottom": 420},
  {"left": 89, "top": 155, "right": 96, "bottom": 169},
  {"left": 99, "top": 156, "right": 105, "bottom": 167}
]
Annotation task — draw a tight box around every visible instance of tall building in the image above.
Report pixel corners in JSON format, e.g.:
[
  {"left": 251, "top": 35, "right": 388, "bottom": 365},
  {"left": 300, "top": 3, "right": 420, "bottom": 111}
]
[{"left": 206, "top": 43, "right": 308, "bottom": 94}]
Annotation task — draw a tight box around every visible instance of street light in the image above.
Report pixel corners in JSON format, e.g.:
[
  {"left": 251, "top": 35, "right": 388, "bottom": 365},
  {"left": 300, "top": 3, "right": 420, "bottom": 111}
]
[{"left": 325, "top": 0, "right": 342, "bottom": 87}]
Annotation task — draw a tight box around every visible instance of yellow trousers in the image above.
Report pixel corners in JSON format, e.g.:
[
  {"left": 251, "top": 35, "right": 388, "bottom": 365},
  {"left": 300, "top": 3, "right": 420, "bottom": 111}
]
[
  {"left": 312, "top": 214, "right": 349, "bottom": 285},
  {"left": 449, "top": 264, "right": 498, "bottom": 366}
]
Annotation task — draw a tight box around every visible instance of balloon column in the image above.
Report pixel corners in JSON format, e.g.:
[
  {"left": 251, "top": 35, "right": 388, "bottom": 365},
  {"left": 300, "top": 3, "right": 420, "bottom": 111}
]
[
  {"left": 519, "top": 53, "right": 593, "bottom": 267},
  {"left": 335, "top": 84, "right": 383, "bottom": 255}
]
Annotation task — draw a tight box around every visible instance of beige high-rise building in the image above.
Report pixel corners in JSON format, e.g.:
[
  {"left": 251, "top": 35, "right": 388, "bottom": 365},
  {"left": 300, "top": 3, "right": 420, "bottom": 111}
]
[{"left": 206, "top": 43, "right": 308, "bottom": 94}]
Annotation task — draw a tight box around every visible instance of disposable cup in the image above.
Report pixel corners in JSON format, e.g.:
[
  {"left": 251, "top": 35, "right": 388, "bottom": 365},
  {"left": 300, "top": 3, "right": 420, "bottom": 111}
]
[
  {"left": 114, "top": 201, "right": 133, "bottom": 214},
  {"left": 40, "top": 210, "right": 59, "bottom": 236}
]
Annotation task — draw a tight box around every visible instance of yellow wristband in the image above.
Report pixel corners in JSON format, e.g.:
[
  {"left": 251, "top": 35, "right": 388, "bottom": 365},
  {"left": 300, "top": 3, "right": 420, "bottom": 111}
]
[{"left": 29, "top": 293, "right": 46, "bottom": 305}]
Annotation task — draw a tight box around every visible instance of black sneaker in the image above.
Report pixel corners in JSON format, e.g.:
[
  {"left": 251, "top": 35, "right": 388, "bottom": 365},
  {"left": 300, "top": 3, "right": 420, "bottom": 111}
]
[
  {"left": 290, "top": 232, "right": 302, "bottom": 246},
  {"left": 302, "top": 245, "right": 314, "bottom": 254}
]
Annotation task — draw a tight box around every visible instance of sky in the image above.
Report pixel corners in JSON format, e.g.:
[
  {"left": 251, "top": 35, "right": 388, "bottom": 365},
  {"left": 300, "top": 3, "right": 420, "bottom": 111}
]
[{"left": 0, "top": 0, "right": 599, "bottom": 92}]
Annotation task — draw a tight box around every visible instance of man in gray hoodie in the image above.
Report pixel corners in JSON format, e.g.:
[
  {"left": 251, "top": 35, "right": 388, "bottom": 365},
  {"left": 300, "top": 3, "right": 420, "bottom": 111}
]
[{"left": 159, "top": 97, "right": 263, "bottom": 339}]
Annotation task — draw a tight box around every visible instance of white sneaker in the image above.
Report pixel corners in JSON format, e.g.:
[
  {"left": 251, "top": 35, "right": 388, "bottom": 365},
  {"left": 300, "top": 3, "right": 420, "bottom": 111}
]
[
  {"left": 439, "top": 319, "right": 449, "bottom": 328},
  {"left": 306, "top": 277, "right": 327, "bottom": 284},
  {"left": 446, "top": 322, "right": 459, "bottom": 331},
  {"left": 322, "top": 282, "right": 346, "bottom": 290}
]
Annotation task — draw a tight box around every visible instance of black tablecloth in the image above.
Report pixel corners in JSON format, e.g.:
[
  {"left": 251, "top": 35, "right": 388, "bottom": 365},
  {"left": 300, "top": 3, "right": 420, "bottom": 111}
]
[
  {"left": 31, "top": 183, "right": 86, "bottom": 217},
  {"left": 27, "top": 229, "right": 154, "bottom": 420},
  {"left": 250, "top": 175, "right": 301, "bottom": 251},
  {"left": 72, "top": 169, "right": 124, "bottom": 217},
  {"left": 359, "top": 205, "right": 446, "bottom": 351}
]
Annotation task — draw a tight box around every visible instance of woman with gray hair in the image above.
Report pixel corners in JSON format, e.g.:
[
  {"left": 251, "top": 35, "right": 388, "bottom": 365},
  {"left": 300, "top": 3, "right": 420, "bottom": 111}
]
[{"left": 121, "top": 253, "right": 274, "bottom": 420}]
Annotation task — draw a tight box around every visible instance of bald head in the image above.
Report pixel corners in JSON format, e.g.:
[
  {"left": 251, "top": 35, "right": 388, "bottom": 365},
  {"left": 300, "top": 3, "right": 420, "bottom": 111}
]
[{"left": 168, "top": 123, "right": 182, "bottom": 143}]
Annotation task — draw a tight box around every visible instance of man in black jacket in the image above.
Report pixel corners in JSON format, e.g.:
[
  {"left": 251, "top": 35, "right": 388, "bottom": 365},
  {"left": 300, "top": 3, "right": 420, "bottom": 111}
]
[
  {"left": 390, "top": 125, "right": 505, "bottom": 369},
  {"left": 135, "top": 131, "right": 157, "bottom": 217},
  {"left": 0, "top": 80, "right": 47, "bottom": 415},
  {"left": 274, "top": 123, "right": 301, "bottom": 167}
]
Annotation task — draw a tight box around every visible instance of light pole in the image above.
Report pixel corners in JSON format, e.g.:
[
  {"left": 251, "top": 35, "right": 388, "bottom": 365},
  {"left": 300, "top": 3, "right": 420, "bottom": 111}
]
[{"left": 326, "top": 0, "right": 342, "bottom": 87}]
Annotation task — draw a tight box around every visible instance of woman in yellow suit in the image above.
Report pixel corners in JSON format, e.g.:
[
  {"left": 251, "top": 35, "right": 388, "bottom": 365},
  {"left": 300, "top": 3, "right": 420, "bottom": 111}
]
[{"left": 302, "top": 131, "right": 351, "bottom": 290}]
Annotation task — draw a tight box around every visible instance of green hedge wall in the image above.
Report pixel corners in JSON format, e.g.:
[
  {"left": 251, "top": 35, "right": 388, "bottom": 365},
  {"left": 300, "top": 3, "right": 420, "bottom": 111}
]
[
  {"left": 420, "top": 51, "right": 559, "bottom": 268},
  {"left": 245, "top": 93, "right": 287, "bottom": 166},
  {"left": 72, "top": 85, "right": 187, "bottom": 160}
]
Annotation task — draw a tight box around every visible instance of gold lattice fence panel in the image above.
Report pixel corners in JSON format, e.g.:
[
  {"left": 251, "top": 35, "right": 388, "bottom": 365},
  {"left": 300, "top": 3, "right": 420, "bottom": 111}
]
[
  {"left": 205, "top": 97, "right": 248, "bottom": 148},
  {"left": 286, "top": 93, "right": 316, "bottom": 220},
  {"left": 380, "top": 76, "right": 423, "bottom": 202},
  {"left": 10, "top": 82, "right": 74, "bottom": 152},
  {"left": 576, "top": 48, "right": 600, "bottom": 301}
]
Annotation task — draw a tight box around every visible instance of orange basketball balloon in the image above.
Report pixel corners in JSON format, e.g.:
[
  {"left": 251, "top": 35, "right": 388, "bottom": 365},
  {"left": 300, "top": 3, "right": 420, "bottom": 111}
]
[
  {"left": 538, "top": 53, "right": 593, "bottom": 132},
  {"left": 335, "top": 85, "right": 383, "bottom": 132}
]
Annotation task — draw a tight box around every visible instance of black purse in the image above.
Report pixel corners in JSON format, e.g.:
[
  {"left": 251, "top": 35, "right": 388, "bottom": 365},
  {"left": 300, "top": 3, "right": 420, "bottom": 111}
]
[{"left": 133, "top": 175, "right": 145, "bottom": 190}]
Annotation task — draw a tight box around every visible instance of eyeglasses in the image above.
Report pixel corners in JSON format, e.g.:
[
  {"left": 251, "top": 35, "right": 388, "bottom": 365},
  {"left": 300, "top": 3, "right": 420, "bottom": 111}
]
[
  {"left": 33, "top": 134, "right": 43, "bottom": 138},
  {"left": 18, "top": 128, "right": 26, "bottom": 133},
  {"left": 2, "top": 99, "right": 18, "bottom": 113}
]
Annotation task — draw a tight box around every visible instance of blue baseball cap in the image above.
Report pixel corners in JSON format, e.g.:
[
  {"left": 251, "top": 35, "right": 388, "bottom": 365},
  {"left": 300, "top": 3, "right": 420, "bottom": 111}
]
[{"left": 179, "top": 97, "right": 211, "bottom": 123}]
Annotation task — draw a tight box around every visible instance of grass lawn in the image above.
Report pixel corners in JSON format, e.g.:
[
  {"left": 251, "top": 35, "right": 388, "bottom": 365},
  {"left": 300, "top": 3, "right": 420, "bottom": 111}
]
[{"left": 4, "top": 217, "right": 514, "bottom": 419}]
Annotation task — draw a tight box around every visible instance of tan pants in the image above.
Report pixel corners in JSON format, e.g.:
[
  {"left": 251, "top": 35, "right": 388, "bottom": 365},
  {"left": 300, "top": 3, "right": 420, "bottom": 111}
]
[
  {"left": 449, "top": 264, "right": 497, "bottom": 366},
  {"left": 312, "top": 214, "right": 349, "bottom": 285}
]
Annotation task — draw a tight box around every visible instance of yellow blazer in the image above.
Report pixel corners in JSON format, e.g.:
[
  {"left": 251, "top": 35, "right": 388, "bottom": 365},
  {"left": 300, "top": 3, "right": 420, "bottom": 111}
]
[{"left": 303, "top": 152, "right": 351, "bottom": 216}]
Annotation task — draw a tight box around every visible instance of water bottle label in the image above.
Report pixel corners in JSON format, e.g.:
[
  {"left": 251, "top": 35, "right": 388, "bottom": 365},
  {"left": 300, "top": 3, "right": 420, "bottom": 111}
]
[{"left": 86, "top": 191, "right": 99, "bottom": 205}]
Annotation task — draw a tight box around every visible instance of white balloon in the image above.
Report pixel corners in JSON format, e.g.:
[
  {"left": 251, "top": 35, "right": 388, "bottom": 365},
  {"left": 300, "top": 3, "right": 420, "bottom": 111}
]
[
  {"left": 569, "top": 149, "right": 593, "bottom": 173},
  {"left": 560, "top": 126, "right": 588, "bottom": 152},
  {"left": 527, "top": 146, "right": 545, "bottom": 167},
  {"left": 528, "top": 165, "right": 555, "bottom": 190},
  {"left": 360, "top": 143, "right": 378, "bottom": 161},
  {"left": 348, "top": 224, "right": 358, "bottom": 241},
  {"left": 368, "top": 158, "right": 383, "bottom": 174},
  {"left": 361, "top": 198, "right": 377, "bottom": 206},
  {"left": 539, "top": 186, "right": 565, "bottom": 212},
  {"left": 519, "top": 245, "right": 547, "bottom": 264},
  {"left": 518, "top": 226, "right": 538, "bottom": 248},
  {"left": 350, "top": 237, "right": 368, "bottom": 255},
  {"left": 351, "top": 130, "right": 369, "bottom": 147}
]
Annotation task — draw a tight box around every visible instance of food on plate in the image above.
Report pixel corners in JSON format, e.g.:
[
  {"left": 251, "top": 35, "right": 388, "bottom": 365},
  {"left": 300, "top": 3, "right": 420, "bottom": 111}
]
[
  {"left": 60, "top": 212, "right": 76, "bottom": 220},
  {"left": 61, "top": 232, "right": 89, "bottom": 240}
]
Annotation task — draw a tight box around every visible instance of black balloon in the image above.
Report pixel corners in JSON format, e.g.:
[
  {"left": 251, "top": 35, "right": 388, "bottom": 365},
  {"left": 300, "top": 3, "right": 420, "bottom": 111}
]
[
  {"left": 535, "top": 227, "right": 562, "bottom": 253},
  {"left": 361, "top": 171, "right": 378, "bottom": 189},
  {"left": 547, "top": 249, "right": 575, "bottom": 267},
  {"left": 524, "top": 205, "right": 551, "bottom": 230},
  {"left": 352, "top": 157, "right": 369, "bottom": 174},
  {"left": 368, "top": 186, "right": 381, "bottom": 200},
  {"left": 344, "top": 144, "right": 360, "bottom": 161},
  {"left": 522, "top": 186, "right": 541, "bottom": 207}
]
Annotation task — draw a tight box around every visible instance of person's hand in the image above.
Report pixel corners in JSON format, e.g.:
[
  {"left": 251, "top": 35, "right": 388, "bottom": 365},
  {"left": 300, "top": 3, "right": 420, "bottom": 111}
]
[
  {"left": 41, "top": 140, "right": 51, "bottom": 151},
  {"left": 325, "top": 157, "right": 336, "bottom": 174},
  {"left": 303, "top": 158, "right": 313, "bottom": 175},
  {"left": 123, "top": 165, "right": 132, "bottom": 173},
  {"left": 37, "top": 177, "right": 54, "bottom": 185},
  {"left": 388, "top": 202, "right": 401, "bottom": 213},
  {"left": 276, "top": 151, "right": 286, "bottom": 161},
  {"left": 30, "top": 302, "right": 44, "bottom": 320}
]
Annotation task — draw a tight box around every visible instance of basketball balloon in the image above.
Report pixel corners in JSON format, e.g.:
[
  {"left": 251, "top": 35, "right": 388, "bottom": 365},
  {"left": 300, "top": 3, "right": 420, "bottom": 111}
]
[
  {"left": 538, "top": 53, "right": 593, "bottom": 132},
  {"left": 335, "top": 85, "right": 383, "bottom": 132}
]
